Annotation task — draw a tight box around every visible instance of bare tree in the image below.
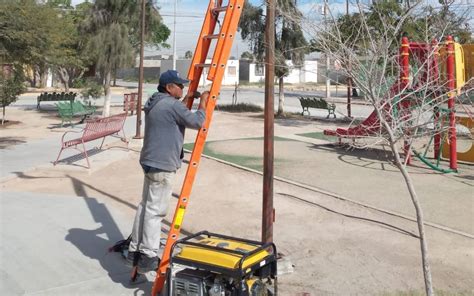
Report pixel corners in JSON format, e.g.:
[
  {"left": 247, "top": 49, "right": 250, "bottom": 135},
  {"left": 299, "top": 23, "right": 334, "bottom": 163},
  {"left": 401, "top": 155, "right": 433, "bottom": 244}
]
[{"left": 284, "top": 1, "right": 473, "bottom": 295}]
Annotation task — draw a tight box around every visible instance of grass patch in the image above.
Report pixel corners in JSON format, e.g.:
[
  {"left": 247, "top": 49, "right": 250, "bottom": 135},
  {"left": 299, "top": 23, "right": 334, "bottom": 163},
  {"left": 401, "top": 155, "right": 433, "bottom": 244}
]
[
  {"left": 183, "top": 137, "right": 294, "bottom": 171},
  {"left": 296, "top": 131, "right": 337, "bottom": 141},
  {"left": 184, "top": 141, "right": 263, "bottom": 171},
  {"left": 216, "top": 103, "right": 263, "bottom": 113}
]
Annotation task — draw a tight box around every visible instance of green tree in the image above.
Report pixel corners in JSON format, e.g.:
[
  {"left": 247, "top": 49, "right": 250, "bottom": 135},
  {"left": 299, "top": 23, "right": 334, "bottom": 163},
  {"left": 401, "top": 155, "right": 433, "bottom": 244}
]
[
  {"left": 0, "top": 0, "right": 93, "bottom": 90},
  {"left": 50, "top": 3, "right": 93, "bottom": 91},
  {"left": 239, "top": 0, "right": 308, "bottom": 115},
  {"left": 0, "top": 64, "right": 25, "bottom": 124},
  {"left": 317, "top": 0, "right": 472, "bottom": 55},
  {"left": 240, "top": 51, "right": 255, "bottom": 60},
  {"left": 82, "top": 0, "right": 169, "bottom": 116},
  {"left": 422, "top": 3, "right": 472, "bottom": 43},
  {"left": 0, "top": 0, "right": 62, "bottom": 86},
  {"left": 82, "top": 0, "right": 137, "bottom": 116},
  {"left": 184, "top": 50, "right": 193, "bottom": 59}
]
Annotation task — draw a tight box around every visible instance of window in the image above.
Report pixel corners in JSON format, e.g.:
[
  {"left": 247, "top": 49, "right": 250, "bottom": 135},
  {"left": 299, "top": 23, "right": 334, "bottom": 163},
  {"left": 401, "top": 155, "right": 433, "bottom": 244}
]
[
  {"left": 255, "top": 64, "right": 264, "bottom": 76},
  {"left": 227, "top": 66, "right": 236, "bottom": 76}
]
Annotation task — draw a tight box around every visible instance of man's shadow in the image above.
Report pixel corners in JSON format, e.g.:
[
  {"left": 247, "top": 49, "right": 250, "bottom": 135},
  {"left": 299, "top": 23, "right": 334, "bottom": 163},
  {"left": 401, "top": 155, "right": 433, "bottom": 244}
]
[{"left": 65, "top": 195, "right": 153, "bottom": 294}]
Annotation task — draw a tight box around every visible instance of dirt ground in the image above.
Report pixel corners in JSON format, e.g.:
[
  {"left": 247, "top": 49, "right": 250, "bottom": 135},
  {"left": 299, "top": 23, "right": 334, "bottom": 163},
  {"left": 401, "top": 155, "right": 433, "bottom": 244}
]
[{"left": 1, "top": 101, "right": 473, "bottom": 295}]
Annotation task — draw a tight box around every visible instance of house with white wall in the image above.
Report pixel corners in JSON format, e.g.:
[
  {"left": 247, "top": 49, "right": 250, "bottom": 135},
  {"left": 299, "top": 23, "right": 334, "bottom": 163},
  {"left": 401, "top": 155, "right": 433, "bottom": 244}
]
[
  {"left": 239, "top": 59, "right": 318, "bottom": 84},
  {"left": 161, "top": 58, "right": 239, "bottom": 86}
]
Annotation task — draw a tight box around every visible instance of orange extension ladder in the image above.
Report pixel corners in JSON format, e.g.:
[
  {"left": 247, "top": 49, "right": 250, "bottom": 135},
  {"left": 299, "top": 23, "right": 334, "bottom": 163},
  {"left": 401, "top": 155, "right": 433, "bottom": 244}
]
[{"left": 148, "top": 0, "right": 245, "bottom": 294}]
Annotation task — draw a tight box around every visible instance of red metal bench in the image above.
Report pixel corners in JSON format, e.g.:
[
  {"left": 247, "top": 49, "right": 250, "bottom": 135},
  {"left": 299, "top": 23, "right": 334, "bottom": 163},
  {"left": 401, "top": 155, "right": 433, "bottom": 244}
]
[
  {"left": 54, "top": 113, "right": 128, "bottom": 168},
  {"left": 124, "top": 93, "right": 138, "bottom": 115}
]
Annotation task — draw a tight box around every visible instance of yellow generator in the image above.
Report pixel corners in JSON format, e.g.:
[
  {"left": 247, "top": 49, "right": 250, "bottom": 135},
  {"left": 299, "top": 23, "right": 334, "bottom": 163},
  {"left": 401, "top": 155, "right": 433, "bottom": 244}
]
[{"left": 166, "top": 231, "right": 278, "bottom": 296}]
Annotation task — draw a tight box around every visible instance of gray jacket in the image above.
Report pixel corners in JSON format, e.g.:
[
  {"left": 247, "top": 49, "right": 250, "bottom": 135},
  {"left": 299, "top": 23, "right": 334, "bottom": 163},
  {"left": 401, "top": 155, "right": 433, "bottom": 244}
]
[{"left": 140, "top": 92, "right": 205, "bottom": 172}]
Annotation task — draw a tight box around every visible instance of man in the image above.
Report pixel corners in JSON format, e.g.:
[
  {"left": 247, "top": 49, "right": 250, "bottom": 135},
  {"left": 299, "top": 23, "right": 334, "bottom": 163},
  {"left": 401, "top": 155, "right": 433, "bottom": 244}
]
[{"left": 127, "top": 70, "right": 209, "bottom": 272}]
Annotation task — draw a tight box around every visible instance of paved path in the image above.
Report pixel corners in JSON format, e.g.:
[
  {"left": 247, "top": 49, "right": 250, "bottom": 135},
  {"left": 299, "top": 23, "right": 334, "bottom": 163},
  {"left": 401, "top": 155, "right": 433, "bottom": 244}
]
[
  {"left": 1, "top": 99, "right": 473, "bottom": 295},
  {"left": 1, "top": 115, "right": 139, "bottom": 180}
]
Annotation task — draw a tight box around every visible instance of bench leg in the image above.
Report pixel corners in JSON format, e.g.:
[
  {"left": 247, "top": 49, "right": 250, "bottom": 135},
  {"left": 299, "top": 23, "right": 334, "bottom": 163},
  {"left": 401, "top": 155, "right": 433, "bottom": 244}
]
[
  {"left": 79, "top": 115, "right": 87, "bottom": 124},
  {"left": 99, "top": 137, "right": 106, "bottom": 150},
  {"left": 121, "top": 129, "right": 129, "bottom": 145},
  {"left": 82, "top": 141, "right": 91, "bottom": 168},
  {"left": 54, "top": 147, "right": 65, "bottom": 166}
]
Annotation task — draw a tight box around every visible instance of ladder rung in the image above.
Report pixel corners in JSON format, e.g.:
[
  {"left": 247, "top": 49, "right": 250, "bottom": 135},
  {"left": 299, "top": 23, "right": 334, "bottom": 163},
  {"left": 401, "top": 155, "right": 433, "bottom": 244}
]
[
  {"left": 195, "top": 63, "right": 212, "bottom": 68},
  {"left": 203, "top": 34, "right": 219, "bottom": 39},
  {"left": 212, "top": 6, "right": 228, "bottom": 13}
]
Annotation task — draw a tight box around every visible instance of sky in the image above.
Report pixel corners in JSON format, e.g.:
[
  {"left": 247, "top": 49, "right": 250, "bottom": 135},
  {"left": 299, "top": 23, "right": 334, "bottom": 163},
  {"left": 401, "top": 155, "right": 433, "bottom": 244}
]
[
  {"left": 70, "top": 0, "right": 473, "bottom": 58},
  {"left": 69, "top": 0, "right": 348, "bottom": 58}
]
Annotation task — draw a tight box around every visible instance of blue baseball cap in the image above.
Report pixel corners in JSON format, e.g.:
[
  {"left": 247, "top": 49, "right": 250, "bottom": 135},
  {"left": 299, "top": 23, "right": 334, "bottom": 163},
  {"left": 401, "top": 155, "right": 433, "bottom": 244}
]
[{"left": 158, "top": 70, "right": 189, "bottom": 87}]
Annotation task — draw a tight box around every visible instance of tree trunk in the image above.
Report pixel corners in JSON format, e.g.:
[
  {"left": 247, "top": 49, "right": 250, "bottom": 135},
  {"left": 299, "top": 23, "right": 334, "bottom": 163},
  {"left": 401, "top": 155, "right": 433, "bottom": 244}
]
[
  {"left": 102, "top": 71, "right": 112, "bottom": 117},
  {"left": 2, "top": 106, "right": 5, "bottom": 125},
  {"left": 384, "top": 121, "right": 434, "bottom": 296},
  {"left": 39, "top": 65, "right": 48, "bottom": 88},
  {"left": 277, "top": 76, "right": 284, "bottom": 115},
  {"left": 58, "top": 68, "right": 70, "bottom": 92},
  {"left": 113, "top": 67, "right": 117, "bottom": 86}
]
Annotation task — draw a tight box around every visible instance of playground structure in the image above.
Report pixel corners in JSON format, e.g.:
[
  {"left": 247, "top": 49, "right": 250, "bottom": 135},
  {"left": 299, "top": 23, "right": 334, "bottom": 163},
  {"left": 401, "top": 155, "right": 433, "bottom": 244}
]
[{"left": 324, "top": 36, "right": 474, "bottom": 173}]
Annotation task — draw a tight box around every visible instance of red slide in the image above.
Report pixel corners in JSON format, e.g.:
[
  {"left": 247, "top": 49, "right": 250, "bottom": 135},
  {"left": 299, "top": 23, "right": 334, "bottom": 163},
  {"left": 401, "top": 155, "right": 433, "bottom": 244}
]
[
  {"left": 324, "top": 109, "right": 380, "bottom": 137},
  {"left": 324, "top": 81, "right": 405, "bottom": 138}
]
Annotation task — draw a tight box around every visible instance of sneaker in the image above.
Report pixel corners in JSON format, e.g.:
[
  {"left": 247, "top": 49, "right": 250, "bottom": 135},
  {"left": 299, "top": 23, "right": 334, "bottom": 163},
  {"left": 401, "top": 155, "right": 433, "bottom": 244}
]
[
  {"left": 137, "top": 255, "right": 160, "bottom": 273},
  {"left": 125, "top": 251, "right": 141, "bottom": 267}
]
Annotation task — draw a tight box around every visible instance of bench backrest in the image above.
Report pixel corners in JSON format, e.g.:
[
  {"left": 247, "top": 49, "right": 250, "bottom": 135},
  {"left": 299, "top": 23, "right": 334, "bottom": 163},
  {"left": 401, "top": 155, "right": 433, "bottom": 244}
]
[
  {"left": 56, "top": 101, "right": 74, "bottom": 116},
  {"left": 72, "top": 101, "right": 86, "bottom": 113},
  {"left": 82, "top": 113, "right": 127, "bottom": 142},
  {"left": 124, "top": 93, "right": 138, "bottom": 112}
]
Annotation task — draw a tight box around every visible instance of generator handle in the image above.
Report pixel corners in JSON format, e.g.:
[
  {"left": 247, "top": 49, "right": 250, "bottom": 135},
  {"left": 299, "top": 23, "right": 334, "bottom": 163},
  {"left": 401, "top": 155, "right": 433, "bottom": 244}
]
[{"left": 238, "top": 242, "right": 277, "bottom": 272}]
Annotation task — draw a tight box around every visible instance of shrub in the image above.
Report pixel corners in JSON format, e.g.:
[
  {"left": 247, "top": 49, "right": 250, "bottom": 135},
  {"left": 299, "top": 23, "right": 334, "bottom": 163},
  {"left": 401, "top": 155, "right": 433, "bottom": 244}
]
[
  {"left": 80, "top": 79, "right": 103, "bottom": 105},
  {"left": 217, "top": 102, "right": 263, "bottom": 113},
  {"left": 0, "top": 64, "right": 25, "bottom": 124}
]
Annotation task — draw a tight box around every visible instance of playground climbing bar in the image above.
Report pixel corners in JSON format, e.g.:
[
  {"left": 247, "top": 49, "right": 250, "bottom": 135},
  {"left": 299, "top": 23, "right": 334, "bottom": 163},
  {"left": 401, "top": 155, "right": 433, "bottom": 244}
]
[{"left": 446, "top": 36, "right": 458, "bottom": 171}]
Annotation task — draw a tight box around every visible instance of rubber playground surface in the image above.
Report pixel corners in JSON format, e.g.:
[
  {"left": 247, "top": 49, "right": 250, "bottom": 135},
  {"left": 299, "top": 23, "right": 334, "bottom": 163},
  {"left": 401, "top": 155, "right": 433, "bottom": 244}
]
[{"left": 185, "top": 133, "right": 474, "bottom": 236}]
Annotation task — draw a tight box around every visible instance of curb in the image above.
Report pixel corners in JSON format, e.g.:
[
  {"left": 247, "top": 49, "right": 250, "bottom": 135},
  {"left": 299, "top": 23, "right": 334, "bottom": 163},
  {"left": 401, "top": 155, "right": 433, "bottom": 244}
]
[{"left": 185, "top": 149, "right": 474, "bottom": 240}]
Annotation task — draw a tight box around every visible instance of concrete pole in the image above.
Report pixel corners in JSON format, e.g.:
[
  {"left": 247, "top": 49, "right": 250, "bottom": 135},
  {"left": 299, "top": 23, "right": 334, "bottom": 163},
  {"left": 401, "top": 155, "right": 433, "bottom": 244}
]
[
  {"left": 173, "top": 0, "right": 177, "bottom": 70},
  {"left": 324, "top": 0, "right": 330, "bottom": 100},
  {"left": 262, "top": 0, "right": 275, "bottom": 244},
  {"left": 134, "top": 0, "right": 146, "bottom": 139},
  {"left": 346, "top": 0, "right": 352, "bottom": 117}
]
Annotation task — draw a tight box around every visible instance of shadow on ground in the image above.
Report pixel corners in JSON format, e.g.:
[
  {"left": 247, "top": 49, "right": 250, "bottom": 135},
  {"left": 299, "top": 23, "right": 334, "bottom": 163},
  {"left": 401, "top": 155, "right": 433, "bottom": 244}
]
[
  {"left": 0, "top": 137, "right": 27, "bottom": 149},
  {"left": 65, "top": 178, "right": 152, "bottom": 294}
]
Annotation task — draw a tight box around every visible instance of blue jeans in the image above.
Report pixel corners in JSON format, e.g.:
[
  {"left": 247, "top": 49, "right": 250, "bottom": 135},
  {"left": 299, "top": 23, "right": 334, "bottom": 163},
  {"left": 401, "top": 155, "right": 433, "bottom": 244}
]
[{"left": 129, "top": 169, "right": 176, "bottom": 258}]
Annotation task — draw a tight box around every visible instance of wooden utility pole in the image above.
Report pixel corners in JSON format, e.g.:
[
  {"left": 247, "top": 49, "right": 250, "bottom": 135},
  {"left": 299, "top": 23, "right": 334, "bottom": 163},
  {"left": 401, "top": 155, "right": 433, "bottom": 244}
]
[
  {"left": 262, "top": 0, "right": 275, "bottom": 244},
  {"left": 134, "top": 0, "right": 146, "bottom": 139}
]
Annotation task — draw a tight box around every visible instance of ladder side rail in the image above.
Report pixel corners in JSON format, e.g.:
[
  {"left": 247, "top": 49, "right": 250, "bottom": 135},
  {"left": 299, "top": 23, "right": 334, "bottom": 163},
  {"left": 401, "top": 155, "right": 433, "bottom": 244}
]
[
  {"left": 151, "top": 1, "right": 245, "bottom": 295},
  {"left": 209, "top": 0, "right": 244, "bottom": 81},
  {"left": 186, "top": 0, "right": 223, "bottom": 109},
  {"left": 207, "top": 0, "right": 240, "bottom": 81}
]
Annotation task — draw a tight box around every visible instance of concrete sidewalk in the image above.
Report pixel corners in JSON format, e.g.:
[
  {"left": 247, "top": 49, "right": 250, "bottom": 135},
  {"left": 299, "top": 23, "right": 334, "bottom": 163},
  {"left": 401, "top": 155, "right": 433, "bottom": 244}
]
[
  {"left": 0, "top": 191, "right": 152, "bottom": 295},
  {"left": 1, "top": 114, "right": 140, "bottom": 180},
  {"left": 2, "top": 153, "right": 473, "bottom": 295},
  {"left": 1, "top": 108, "right": 473, "bottom": 295}
]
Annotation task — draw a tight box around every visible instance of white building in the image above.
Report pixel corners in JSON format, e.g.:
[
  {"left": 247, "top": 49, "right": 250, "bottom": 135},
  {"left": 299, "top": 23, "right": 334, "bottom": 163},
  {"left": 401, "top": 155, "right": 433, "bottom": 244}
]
[
  {"left": 239, "top": 60, "right": 318, "bottom": 84},
  {"left": 160, "top": 59, "right": 239, "bottom": 86}
]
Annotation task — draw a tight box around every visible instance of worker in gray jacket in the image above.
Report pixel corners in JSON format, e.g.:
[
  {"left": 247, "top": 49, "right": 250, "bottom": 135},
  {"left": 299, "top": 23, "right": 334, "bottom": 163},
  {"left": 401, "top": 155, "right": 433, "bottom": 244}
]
[{"left": 127, "top": 70, "right": 209, "bottom": 271}]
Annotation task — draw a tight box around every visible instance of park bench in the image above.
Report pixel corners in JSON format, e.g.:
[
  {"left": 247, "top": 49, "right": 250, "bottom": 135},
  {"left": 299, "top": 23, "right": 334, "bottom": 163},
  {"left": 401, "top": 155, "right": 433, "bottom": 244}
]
[
  {"left": 56, "top": 101, "right": 96, "bottom": 127},
  {"left": 123, "top": 93, "right": 138, "bottom": 115},
  {"left": 299, "top": 96, "right": 336, "bottom": 118},
  {"left": 37, "top": 91, "right": 77, "bottom": 109},
  {"left": 53, "top": 112, "right": 128, "bottom": 168}
]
